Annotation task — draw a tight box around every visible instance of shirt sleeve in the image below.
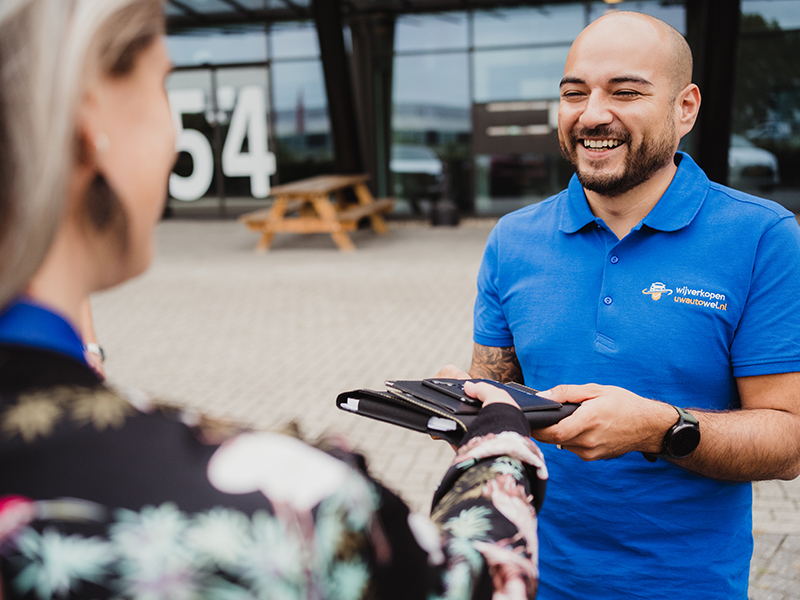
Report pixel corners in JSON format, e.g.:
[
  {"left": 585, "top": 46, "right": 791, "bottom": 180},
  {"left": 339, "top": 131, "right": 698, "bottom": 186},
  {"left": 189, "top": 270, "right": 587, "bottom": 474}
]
[
  {"left": 324, "top": 422, "right": 545, "bottom": 600},
  {"left": 429, "top": 429, "right": 546, "bottom": 600},
  {"left": 474, "top": 225, "right": 515, "bottom": 348},
  {"left": 732, "top": 214, "right": 800, "bottom": 377}
]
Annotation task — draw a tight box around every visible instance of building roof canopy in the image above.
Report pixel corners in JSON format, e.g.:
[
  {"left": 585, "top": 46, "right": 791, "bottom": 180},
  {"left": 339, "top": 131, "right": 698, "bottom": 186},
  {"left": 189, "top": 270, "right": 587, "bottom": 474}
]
[{"left": 166, "top": 0, "right": 590, "bottom": 28}]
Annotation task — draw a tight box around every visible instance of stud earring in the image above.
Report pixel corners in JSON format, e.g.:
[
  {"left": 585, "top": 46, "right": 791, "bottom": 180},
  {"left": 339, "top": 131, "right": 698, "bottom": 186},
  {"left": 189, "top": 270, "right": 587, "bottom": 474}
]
[{"left": 94, "top": 131, "right": 110, "bottom": 155}]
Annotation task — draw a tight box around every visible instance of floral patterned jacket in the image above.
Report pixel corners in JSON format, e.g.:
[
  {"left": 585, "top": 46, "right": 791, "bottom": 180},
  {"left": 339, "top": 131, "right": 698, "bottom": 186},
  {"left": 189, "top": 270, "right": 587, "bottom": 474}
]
[{"left": 0, "top": 345, "right": 547, "bottom": 600}]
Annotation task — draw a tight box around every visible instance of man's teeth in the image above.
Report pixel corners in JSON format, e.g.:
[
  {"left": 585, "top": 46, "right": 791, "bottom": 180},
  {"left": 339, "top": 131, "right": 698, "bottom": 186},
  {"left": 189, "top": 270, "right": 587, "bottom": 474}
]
[{"left": 582, "top": 139, "right": 623, "bottom": 149}]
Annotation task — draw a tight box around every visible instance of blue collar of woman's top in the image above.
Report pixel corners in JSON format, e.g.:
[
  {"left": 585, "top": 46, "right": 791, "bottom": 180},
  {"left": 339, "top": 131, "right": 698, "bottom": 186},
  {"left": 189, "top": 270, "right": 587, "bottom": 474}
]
[{"left": 0, "top": 297, "right": 87, "bottom": 364}]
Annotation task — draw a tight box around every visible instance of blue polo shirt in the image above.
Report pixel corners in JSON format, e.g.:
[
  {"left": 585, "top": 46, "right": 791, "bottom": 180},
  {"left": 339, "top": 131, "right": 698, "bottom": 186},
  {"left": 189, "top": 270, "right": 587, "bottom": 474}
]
[{"left": 474, "top": 153, "right": 800, "bottom": 599}]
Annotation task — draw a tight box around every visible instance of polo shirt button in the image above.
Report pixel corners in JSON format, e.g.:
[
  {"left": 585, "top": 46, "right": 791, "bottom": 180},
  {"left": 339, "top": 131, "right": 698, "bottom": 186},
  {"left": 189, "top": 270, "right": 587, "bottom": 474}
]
[
  {"left": 603, "top": 296, "right": 613, "bottom": 305},
  {"left": 610, "top": 255, "right": 619, "bottom": 264}
]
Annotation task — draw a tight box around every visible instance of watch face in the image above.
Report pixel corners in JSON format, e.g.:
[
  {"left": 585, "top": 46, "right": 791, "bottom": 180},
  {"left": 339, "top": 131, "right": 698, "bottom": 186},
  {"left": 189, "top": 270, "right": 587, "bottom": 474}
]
[{"left": 669, "top": 423, "right": 701, "bottom": 458}]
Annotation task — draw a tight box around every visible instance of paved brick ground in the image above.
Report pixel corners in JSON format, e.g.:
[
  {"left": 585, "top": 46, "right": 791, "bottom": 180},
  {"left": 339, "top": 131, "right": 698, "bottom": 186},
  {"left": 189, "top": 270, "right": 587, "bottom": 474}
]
[{"left": 93, "top": 218, "right": 800, "bottom": 598}]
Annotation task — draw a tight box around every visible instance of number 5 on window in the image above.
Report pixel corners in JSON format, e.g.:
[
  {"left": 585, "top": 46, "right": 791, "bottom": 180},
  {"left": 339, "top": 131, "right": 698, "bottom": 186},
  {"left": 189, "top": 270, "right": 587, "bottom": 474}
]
[{"left": 168, "top": 88, "right": 214, "bottom": 201}]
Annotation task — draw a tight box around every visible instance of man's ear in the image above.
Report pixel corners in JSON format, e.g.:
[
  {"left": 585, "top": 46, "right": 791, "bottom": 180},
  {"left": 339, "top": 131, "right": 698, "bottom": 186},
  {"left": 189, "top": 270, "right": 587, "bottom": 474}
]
[{"left": 675, "top": 83, "right": 701, "bottom": 137}]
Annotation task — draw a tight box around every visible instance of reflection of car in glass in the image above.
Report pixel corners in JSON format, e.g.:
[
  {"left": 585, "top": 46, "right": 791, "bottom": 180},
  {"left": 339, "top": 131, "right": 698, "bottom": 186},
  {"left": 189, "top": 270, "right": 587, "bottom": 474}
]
[
  {"left": 746, "top": 121, "right": 792, "bottom": 143},
  {"left": 390, "top": 144, "right": 444, "bottom": 211},
  {"left": 729, "top": 134, "right": 780, "bottom": 192}
]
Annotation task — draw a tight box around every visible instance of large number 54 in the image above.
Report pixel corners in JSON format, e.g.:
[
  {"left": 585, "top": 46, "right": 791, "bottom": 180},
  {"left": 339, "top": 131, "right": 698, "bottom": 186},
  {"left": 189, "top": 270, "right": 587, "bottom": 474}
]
[{"left": 169, "top": 86, "right": 276, "bottom": 201}]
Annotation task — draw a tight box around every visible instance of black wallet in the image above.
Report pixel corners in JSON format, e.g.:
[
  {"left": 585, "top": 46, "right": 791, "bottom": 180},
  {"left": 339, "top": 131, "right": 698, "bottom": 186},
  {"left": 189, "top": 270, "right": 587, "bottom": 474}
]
[{"left": 336, "top": 378, "right": 580, "bottom": 445}]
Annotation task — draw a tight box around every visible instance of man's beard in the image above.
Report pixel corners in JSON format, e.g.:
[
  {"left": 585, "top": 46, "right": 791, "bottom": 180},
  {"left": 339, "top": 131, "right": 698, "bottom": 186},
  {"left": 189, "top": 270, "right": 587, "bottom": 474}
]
[{"left": 559, "top": 123, "right": 675, "bottom": 197}]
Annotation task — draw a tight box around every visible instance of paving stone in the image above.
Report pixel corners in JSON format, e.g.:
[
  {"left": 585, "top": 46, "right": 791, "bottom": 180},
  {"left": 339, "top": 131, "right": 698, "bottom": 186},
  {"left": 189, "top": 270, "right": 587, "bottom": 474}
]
[
  {"left": 756, "top": 480, "right": 791, "bottom": 499},
  {"left": 755, "top": 498, "right": 799, "bottom": 511}
]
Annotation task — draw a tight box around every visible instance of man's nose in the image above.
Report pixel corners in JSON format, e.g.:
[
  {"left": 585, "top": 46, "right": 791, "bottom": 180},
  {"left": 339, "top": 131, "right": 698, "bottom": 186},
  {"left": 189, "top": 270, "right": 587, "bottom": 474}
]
[{"left": 579, "top": 92, "right": 613, "bottom": 129}]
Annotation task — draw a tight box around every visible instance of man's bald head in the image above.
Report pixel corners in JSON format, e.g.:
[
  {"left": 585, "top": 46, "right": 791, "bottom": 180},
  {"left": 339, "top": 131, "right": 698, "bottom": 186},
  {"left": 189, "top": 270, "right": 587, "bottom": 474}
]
[
  {"left": 574, "top": 11, "right": 693, "bottom": 97},
  {"left": 558, "top": 11, "right": 702, "bottom": 199}
]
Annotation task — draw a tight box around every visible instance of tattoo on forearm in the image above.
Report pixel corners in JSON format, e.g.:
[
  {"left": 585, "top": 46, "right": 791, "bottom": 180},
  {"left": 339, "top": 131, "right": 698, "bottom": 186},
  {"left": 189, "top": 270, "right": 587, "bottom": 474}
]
[{"left": 470, "top": 343, "right": 523, "bottom": 383}]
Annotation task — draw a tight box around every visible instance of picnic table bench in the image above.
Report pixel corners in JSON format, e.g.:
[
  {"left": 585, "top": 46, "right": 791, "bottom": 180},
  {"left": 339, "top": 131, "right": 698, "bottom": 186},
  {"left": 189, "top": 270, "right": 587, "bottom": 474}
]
[{"left": 239, "top": 174, "right": 394, "bottom": 251}]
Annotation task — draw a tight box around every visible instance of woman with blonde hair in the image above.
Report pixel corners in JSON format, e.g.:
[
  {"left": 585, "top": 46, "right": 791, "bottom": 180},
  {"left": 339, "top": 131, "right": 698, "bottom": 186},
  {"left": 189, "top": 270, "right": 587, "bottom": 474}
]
[{"left": 0, "top": 2, "right": 546, "bottom": 598}]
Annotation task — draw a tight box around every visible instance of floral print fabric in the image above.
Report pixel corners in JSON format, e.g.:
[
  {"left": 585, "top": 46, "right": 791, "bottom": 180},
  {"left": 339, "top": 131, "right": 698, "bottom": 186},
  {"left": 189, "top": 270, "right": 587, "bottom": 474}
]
[
  {"left": 0, "top": 346, "right": 545, "bottom": 600},
  {"left": 2, "top": 500, "right": 376, "bottom": 600}
]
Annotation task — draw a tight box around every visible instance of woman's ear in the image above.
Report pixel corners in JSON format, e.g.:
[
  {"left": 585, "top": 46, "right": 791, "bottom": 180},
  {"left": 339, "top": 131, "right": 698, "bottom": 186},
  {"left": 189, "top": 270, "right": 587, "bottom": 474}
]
[
  {"left": 69, "top": 86, "right": 108, "bottom": 222},
  {"left": 74, "top": 85, "right": 107, "bottom": 169}
]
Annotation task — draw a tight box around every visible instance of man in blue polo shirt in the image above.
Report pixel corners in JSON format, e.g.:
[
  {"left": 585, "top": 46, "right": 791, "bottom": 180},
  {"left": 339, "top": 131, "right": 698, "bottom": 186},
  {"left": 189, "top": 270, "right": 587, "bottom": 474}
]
[{"left": 458, "top": 11, "right": 800, "bottom": 600}]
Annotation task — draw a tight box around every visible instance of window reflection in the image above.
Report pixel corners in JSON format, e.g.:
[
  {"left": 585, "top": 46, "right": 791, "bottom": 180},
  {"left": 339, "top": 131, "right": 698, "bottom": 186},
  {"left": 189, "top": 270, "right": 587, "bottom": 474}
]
[
  {"left": 473, "top": 47, "right": 569, "bottom": 103},
  {"left": 269, "top": 22, "right": 320, "bottom": 59},
  {"left": 733, "top": 0, "right": 800, "bottom": 206},
  {"left": 742, "top": 0, "right": 800, "bottom": 29},
  {"left": 588, "top": 1, "right": 686, "bottom": 33},
  {"left": 471, "top": 43, "right": 569, "bottom": 214},
  {"left": 392, "top": 53, "right": 470, "bottom": 215},
  {"left": 181, "top": 0, "right": 236, "bottom": 14},
  {"left": 474, "top": 153, "right": 572, "bottom": 215},
  {"left": 395, "top": 13, "right": 468, "bottom": 52},
  {"left": 473, "top": 4, "right": 585, "bottom": 47},
  {"left": 234, "top": 0, "right": 269, "bottom": 8},
  {"left": 167, "top": 26, "right": 268, "bottom": 67},
  {"left": 165, "top": 3, "right": 185, "bottom": 17},
  {"left": 271, "top": 60, "right": 333, "bottom": 176}
]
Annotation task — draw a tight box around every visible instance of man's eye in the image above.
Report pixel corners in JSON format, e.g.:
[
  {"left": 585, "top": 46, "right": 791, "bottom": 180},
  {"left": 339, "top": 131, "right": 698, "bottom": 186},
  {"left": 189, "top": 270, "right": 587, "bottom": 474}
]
[
  {"left": 562, "top": 91, "right": 585, "bottom": 99},
  {"left": 615, "top": 90, "right": 640, "bottom": 98}
]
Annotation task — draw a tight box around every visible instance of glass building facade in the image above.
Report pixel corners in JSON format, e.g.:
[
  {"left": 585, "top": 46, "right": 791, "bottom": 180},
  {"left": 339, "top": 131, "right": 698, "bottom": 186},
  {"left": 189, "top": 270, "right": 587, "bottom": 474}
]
[{"left": 164, "top": 0, "right": 800, "bottom": 217}]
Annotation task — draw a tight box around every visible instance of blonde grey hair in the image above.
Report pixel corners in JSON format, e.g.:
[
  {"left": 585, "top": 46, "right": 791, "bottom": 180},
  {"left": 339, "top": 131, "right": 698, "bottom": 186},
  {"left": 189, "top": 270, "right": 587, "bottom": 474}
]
[{"left": 0, "top": 0, "right": 164, "bottom": 308}]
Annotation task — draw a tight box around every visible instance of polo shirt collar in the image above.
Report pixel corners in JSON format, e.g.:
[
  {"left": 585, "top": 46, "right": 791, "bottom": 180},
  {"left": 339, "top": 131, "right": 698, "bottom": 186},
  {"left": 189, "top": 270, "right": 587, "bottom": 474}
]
[
  {"left": 559, "top": 152, "right": 709, "bottom": 234},
  {"left": 559, "top": 174, "right": 597, "bottom": 233}
]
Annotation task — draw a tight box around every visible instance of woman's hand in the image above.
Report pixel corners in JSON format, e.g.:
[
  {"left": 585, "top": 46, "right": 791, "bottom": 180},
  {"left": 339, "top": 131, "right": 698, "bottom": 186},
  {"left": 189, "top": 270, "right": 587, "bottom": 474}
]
[{"left": 464, "top": 381, "right": 520, "bottom": 409}]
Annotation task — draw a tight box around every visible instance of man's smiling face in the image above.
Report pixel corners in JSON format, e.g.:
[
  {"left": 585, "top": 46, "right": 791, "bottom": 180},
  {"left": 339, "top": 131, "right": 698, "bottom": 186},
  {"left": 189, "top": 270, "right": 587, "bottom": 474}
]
[{"left": 557, "top": 14, "right": 685, "bottom": 198}]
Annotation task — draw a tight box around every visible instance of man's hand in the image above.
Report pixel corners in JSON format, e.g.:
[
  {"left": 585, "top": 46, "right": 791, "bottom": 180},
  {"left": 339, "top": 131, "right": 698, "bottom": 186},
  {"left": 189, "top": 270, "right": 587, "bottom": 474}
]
[
  {"left": 435, "top": 364, "right": 470, "bottom": 380},
  {"left": 531, "top": 384, "right": 675, "bottom": 460},
  {"left": 533, "top": 375, "right": 800, "bottom": 480}
]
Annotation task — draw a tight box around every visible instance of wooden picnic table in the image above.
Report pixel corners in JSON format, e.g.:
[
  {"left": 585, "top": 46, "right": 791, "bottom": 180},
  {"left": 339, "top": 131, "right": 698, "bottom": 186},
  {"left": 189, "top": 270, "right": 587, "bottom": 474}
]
[{"left": 239, "top": 174, "right": 394, "bottom": 252}]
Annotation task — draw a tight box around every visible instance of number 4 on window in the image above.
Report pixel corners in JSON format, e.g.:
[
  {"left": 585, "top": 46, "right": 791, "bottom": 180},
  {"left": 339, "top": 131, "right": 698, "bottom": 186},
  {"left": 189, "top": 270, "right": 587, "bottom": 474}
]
[{"left": 222, "top": 86, "right": 276, "bottom": 198}]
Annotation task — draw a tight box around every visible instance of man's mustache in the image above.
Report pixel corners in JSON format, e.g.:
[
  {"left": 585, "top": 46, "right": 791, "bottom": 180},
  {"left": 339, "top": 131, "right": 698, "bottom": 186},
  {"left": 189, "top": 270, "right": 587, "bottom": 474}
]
[{"left": 570, "top": 126, "right": 631, "bottom": 143}]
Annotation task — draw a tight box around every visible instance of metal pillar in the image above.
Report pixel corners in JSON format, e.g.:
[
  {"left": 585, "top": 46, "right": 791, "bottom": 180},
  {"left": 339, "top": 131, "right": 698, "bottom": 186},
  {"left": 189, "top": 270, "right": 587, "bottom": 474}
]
[
  {"left": 686, "top": 0, "right": 742, "bottom": 185},
  {"left": 350, "top": 14, "right": 395, "bottom": 198},
  {"left": 311, "top": 0, "right": 363, "bottom": 175}
]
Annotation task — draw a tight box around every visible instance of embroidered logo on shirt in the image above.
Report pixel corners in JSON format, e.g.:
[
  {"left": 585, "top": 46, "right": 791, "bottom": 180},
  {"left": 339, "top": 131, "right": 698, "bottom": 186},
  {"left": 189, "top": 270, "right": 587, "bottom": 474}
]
[
  {"left": 642, "top": 282, "right": 728, "bottom": 311},
  {"left": 642, "top": 282, "right": 673, "bottom": 301},
  {"left": 673, "top": 286, "right": 728, "bottom": 311}
]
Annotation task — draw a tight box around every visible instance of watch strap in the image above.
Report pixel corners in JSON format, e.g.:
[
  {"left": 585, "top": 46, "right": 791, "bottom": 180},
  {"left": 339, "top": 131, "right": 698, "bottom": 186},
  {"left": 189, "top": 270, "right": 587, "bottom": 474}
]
[
  {"left": 642, "top": 405, "right": 698, "bottom": 463},
  {"left": 675, "top": 405, "right": 698, "bottom": 426}
]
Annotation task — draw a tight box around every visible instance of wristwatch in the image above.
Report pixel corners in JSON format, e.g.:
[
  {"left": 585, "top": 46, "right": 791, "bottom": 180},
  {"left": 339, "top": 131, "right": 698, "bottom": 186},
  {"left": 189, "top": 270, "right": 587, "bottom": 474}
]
[{"left": 642, "top": 405, "right": 700, "bottom": 462}]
